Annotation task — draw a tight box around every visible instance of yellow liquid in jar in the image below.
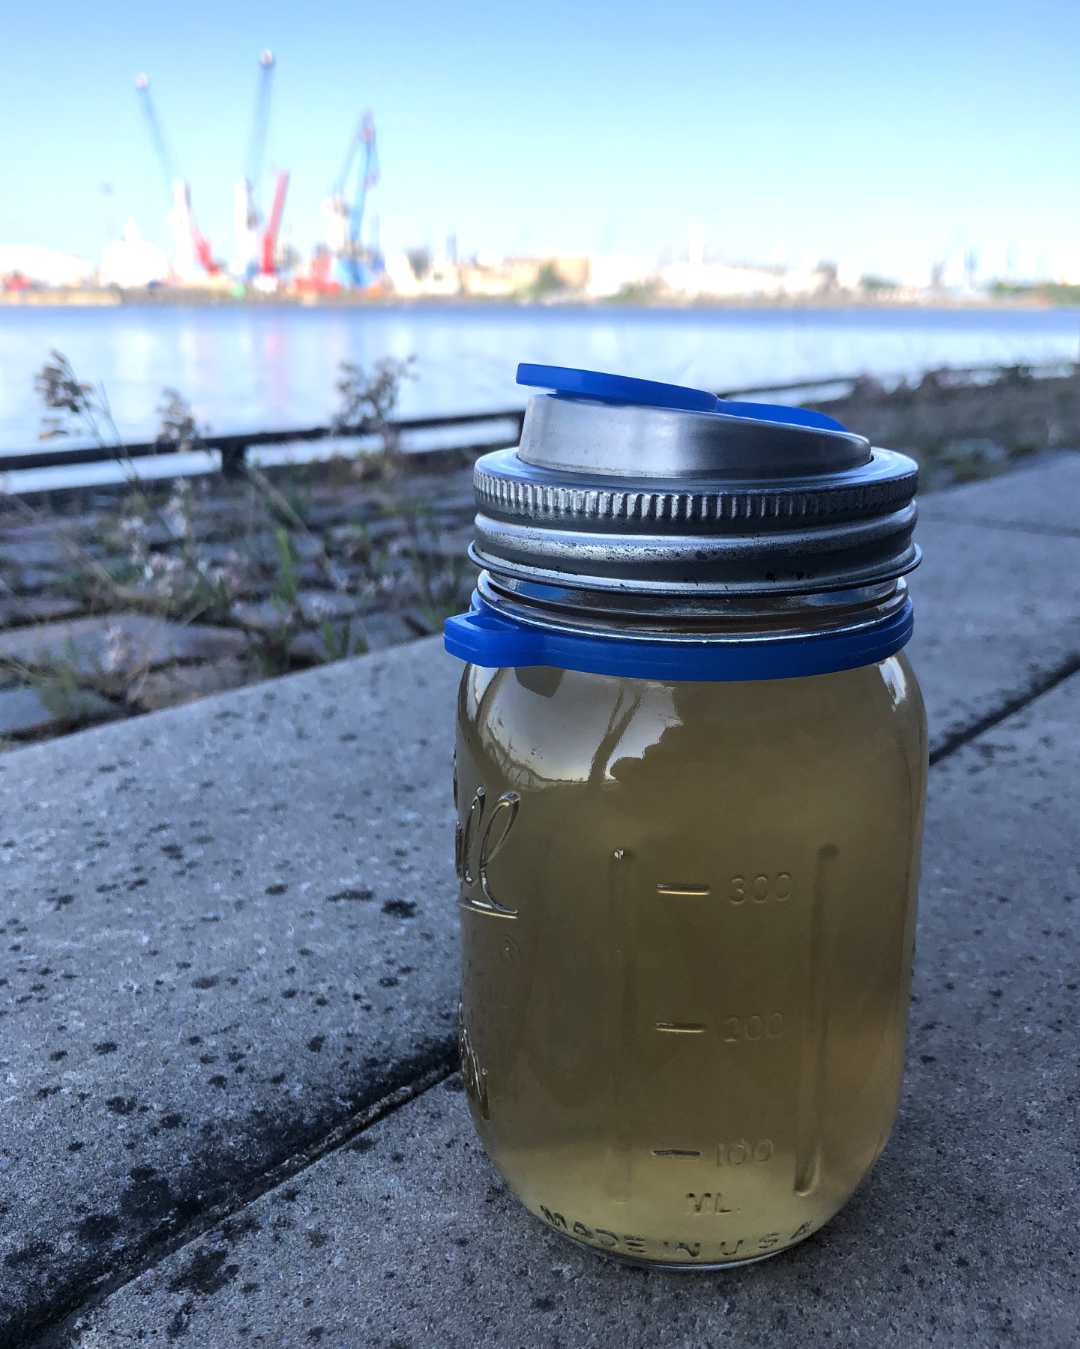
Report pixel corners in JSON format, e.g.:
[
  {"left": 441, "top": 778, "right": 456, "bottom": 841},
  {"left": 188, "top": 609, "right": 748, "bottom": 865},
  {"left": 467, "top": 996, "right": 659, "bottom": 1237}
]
[{"left": 455, "top": 657, "right": 927, "bottom": 1268}]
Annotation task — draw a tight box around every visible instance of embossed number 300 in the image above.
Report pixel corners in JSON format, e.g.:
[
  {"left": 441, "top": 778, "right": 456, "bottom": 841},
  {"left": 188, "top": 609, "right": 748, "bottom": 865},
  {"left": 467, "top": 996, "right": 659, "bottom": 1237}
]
[{"left": 455, "top": 784, "right": 521, "bottom": 918}]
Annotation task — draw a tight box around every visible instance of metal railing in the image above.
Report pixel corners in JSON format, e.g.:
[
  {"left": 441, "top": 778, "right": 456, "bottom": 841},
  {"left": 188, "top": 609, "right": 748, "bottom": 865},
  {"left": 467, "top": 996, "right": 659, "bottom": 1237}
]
[
  {"left": 716, "top": 360, "right": 1078, "bottom": 400},
  {"left": 3, "top": 360, "right": 1075, "bottom": 483},
  {"left": 0, "top": 408, "right": 526, "bottom": 479}
]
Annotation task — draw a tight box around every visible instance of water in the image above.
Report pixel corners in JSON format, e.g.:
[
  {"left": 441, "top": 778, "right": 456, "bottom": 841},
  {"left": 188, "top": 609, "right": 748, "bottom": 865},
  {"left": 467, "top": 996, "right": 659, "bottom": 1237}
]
[
  {"left": 1, "top": 301, "right": 1077, "bottom": 458},
  {"left": 455, "top": 654, "right": 926, "bottom": 1266}
]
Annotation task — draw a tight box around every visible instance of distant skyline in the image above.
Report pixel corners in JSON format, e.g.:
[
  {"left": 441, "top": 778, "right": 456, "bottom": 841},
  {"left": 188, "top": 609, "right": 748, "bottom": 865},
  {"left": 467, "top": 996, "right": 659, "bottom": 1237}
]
[{"left": 3, "top": 0, "right": 1079, "bottom": 282}]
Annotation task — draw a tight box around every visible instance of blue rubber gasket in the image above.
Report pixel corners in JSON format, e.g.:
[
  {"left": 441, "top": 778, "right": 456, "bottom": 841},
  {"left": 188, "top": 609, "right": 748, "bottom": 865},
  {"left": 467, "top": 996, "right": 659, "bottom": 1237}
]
[{"left": 444, "top": 596, "right": 913, "bottom": 682}]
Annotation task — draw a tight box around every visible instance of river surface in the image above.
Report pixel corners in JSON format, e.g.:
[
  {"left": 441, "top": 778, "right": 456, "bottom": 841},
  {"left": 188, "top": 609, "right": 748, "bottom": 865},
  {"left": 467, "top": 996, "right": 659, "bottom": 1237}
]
[{"left": 2, "top": 302, "right": 1078, "bottom": 456}]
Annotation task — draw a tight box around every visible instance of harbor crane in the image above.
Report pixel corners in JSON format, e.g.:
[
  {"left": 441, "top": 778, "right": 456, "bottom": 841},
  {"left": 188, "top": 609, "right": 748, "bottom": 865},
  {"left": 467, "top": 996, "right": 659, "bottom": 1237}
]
[
  {"left": 324, "top": 111, "right": 380, "bottom": 288},
  {"left": 235, "top": 50, "right": 290, "bottom": 281},
  {"left": 135, "top": 74, "right": 219, "bottom": 278}
]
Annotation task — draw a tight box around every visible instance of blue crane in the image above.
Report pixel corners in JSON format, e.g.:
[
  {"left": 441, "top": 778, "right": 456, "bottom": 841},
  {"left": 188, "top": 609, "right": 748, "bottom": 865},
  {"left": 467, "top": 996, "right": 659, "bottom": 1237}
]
[
  {"left": 246, "top": 50, "right": 276, "bottom": 205},
  {"left": 333, "top": 111, "right": 381, "bottom": 288}
]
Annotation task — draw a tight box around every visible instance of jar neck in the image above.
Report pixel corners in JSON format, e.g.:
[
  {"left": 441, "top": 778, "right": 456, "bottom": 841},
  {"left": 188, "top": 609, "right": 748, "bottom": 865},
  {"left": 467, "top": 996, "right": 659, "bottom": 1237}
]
[{"left": 475, "top": 570, "right": 908, "bottom": 645}]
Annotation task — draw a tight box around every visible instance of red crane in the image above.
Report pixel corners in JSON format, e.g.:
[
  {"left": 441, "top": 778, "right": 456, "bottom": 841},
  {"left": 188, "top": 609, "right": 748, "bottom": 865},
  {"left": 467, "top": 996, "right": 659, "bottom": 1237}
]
[
  {"left": 242, "top": 51, "right": 289, "bottom": 280},
  {"left": 260, "top": 171, "right": 290, "bottom": 276}
]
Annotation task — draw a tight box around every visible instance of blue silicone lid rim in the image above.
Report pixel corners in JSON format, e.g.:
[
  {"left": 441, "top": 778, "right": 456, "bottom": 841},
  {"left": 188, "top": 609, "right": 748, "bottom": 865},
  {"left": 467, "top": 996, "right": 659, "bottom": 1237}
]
[
  {"left": 516, "top": 363, "right": 848, "bottom": 433},
  {"left": 444, "top": 596, "right": 913, "bottom": 682}
]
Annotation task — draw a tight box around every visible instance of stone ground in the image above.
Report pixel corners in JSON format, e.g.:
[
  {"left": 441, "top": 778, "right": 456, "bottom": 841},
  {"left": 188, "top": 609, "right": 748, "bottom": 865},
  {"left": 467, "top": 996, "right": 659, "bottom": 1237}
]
[
  {"left": 0, "top": 457, "right": 479, "bottom": 742},
  {"left": 3, "top": 367, "right": 1077, "bottom": 746},
  {"left": 0, "top": 456, "right": 1077, "bottom": 1347}
]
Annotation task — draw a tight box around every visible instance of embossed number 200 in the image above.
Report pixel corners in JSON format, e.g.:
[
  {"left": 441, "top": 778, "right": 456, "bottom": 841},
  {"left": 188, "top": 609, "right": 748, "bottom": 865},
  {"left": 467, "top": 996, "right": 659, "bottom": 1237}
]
[{"left": 456, "top": 784, "right": 521, "bottom": 918}]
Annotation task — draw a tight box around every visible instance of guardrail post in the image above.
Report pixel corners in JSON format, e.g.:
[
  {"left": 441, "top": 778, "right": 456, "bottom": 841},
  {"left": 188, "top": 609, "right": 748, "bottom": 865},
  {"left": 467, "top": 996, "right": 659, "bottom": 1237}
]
[{"left": 220, "top": 444, "right": 247, "bottom": 479}]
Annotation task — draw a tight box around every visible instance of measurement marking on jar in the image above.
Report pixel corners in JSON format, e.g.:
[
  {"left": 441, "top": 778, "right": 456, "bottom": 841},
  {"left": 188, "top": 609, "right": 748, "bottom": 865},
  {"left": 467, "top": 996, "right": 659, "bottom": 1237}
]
[
  {"left": 716, "top": 1138, "right": 774, "bottom": 1166},
  {"left": 729, "top": 872, "right": 793, "bottom": 904},
  {"left": 870, "top": 847, "right": 919, "bottom": 1146},
  {"left": 651, "top": 1148, "right": 702, "bottom": 1158},
  {"left": 604, "top": 848, "right": 635, "bottom": 1204},
  {"left": 655, "top": 1021, "right": 707, "bottom": 1034},
  {"left": 794, "top": 843, "right": 837, "bottom": 1197},
  {"left": 655, "top": 882, "right": 711, "bottom": 897},
  {"left": 686, "top": 1192, "right": 735, "bottom": 1215},
  {"left": 721, "top": 1013, "right": 784, "bottom": 1042}
]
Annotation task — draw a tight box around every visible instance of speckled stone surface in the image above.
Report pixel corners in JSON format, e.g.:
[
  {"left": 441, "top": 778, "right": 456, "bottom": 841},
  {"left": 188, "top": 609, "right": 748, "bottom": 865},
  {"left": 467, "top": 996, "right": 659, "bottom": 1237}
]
[
  {"left": 0, "top": 642, "right": 461, "bottom": 1341},
  {"left": 919, "top": 453, "right": 1080, "bottom": 534},
  {"left": 2, "top": 465, "right": 1080, "bottom": 1343},
  {"left": 0, "top": 686, "right": 110, "bottom": 737},
  {"left": 0, "top": 613, "right": 248, "bottom": 677},
  {"left": 907, "top": 517, "right": 1080, "bottom": 749},
  {"left": 50, "top": 674, "right": 1080, "bottom": 1347}
]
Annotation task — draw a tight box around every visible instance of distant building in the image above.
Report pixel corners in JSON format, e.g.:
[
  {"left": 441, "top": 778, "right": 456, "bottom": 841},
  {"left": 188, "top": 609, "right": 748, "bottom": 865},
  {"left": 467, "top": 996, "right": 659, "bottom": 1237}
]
[
  {"left": 585, "top": 255, "right": 657, "bottom": 299},
  {"left": 659, "top": 259, "right": 827, "bottom": 300},
  {"left": 98, "top": 222, "right": 170, "bottom": 289},
  {"left": 381, "top": 251, "right": 422, "bottom": 297},
  {"left": 1059, "top": 256, "right": 1080, "bottom": 285},
  {"left": 458, "top": 258, "right": 547, "bottom": 297},
  {"left": 549, "top": 256, "right": 590, "bottom": 290},
  {"left": 417, "top": 259, "right": 462, "bottom": 297},
  {"left": 0, "top": 245, "right": 92, "bottom": 288},
  {"left": 453, "top": 255, "right": 591, "bottom": 299},
  {"left": 459, "top": 259, "right": 527, "bottom": 297}
]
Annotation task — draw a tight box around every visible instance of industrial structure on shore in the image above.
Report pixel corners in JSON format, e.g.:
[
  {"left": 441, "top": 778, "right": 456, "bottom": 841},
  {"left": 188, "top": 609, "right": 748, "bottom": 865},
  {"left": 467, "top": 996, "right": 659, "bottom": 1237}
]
[
  {"left": 2, "top": 52, "right": 1077, "bottom": 305},
  {"left": 74, "top": 52, "right": 387, "bottom": 298}
]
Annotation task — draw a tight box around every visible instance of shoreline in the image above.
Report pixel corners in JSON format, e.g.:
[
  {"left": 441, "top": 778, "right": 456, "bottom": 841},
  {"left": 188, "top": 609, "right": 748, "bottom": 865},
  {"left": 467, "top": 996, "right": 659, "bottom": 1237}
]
[{"left": 0, "top": 289, "right": 1074, "bottom": 312}]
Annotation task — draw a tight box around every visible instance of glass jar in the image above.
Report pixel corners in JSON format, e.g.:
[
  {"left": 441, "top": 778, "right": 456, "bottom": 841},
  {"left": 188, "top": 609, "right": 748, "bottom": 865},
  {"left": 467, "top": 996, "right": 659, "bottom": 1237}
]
[{"left": 445, "top": 366, "right": 927, "bottom": 1268}]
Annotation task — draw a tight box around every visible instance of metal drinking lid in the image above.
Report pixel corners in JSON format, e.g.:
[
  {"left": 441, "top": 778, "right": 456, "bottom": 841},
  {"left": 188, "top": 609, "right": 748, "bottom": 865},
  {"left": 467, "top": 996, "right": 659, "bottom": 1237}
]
[{"left": 469, "top": 364, "right": 920, "bottom": 597}]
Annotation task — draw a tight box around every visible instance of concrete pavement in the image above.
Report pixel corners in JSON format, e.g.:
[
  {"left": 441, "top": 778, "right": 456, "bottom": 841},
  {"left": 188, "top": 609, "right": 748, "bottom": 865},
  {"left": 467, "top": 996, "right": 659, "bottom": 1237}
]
[{"left": 2, "top": 458, "right": 1078, "bottom": 1346}]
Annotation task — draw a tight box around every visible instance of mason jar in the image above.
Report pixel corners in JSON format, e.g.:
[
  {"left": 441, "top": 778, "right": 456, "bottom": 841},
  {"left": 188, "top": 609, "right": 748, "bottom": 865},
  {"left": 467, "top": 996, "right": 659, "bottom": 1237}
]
[{"left": 445, "top": 365, "right": 927, "bottom": 1269}]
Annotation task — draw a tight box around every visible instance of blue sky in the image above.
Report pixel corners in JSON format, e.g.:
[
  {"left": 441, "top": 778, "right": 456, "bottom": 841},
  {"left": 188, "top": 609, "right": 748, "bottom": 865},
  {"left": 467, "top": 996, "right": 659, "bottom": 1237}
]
[{"left": 3, "top": 0, "right": 1078, "bottom": 280}]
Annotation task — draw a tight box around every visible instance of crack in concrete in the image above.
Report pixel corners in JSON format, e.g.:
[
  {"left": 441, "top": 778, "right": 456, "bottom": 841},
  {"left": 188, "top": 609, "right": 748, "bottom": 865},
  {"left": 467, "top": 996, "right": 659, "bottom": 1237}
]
[
  {"left": 19, "top": 1045, "right": 458, "bottom": 1348},
  {"left": 929, "top": 654, "right": 1080, "bottom": 765}
]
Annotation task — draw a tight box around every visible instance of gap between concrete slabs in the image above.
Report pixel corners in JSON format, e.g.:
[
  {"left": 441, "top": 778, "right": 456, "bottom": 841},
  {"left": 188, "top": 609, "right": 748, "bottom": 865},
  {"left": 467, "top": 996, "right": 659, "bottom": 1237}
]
[
  {"left": 2, "top": 468, "right": 1079, "bottom": 1342},
  {"left": 40, "top": 667, "right": 1080, "bottom": 1349}
]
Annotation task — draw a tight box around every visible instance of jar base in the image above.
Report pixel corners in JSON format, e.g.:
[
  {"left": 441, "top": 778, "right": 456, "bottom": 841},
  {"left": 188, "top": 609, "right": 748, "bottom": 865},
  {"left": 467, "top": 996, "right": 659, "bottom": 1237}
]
[{"left": 544, "top": 1220, "right": 808, "bottom": 1273}]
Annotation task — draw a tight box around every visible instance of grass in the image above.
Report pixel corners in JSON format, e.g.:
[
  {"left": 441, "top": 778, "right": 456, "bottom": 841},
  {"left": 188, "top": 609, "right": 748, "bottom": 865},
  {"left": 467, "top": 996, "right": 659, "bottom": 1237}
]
[
  {"left": 0, "top": 351, "right": 469, "bottom": 734},
  {"left": 7, "top": 352, "right": 1074, "bottom": 741}
]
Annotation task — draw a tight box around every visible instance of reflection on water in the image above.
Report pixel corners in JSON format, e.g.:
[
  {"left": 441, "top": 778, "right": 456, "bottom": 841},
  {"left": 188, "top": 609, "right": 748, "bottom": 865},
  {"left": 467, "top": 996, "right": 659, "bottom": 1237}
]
[{"left": 2, "top": 301, "right": 1078, "bottom": 450}]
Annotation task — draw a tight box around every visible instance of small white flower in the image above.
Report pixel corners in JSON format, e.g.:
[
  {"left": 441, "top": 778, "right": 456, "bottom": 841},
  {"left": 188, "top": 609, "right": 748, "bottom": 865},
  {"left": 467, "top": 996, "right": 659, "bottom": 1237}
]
[{"left": 102, "top": 622, "right": 135, "bottom": 674}]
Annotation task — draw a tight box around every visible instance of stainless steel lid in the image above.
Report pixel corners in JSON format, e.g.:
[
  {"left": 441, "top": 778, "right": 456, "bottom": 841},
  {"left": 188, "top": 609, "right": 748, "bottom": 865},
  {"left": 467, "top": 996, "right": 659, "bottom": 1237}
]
[{"left": 470, "top": 365, "right": 919, "bottom": 598}]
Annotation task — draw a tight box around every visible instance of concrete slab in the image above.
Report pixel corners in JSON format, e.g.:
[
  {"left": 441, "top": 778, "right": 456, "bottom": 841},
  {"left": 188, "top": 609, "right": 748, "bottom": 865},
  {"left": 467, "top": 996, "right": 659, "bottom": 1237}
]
[
  {"left": 0, "top": 596, "right": 84, "bottom": 628},
  {"left": 2, "top": 565, "right": 64, "bottom": 596},
  {"left": 0, "top": 684, "right": 114, "bottom": 737},
  {"left": 53, "top": 673, "right": 1080, "bottom": 1348},
  {"left": 132, "top": 658, "right": 255, "bottom": 712},
  {"left": 232, "top": 591, "right": 366, "bottom": 634},
  {"left": 0, "top": 639, "right": 462, "bottom": 1342},
  {"left": 0, "top": 538, "right": 73, "bottom": 568},
  {"left": 0, "top": 686, "right": 64, "bottom": 736},
  {"left": 0, "top": 614, "right": 248, "bottom": 678},
  {"left": 289, "top": 611, "right": 417, "bottom": 665},
  {"left": 909, "top": 517, "right": 1080, "bottom": 749},
  {"left": 919, "top": 453, "right": 1080, "bottom": 534},
  {"left": 2, "top": 464, "right": 1078, "bottom": 1341}
]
